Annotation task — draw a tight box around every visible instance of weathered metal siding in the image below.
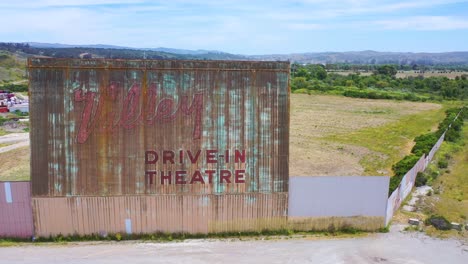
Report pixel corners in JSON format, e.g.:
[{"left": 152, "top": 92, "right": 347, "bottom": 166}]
[
  {"left": 32, "top": 193, "right": 288, "bottom": 236},
  {"left": 28, "top": 59, "right": 290, "bottom": 197},
  {"left": 0, "top": 182, "right": 34, "bottom": 238}
]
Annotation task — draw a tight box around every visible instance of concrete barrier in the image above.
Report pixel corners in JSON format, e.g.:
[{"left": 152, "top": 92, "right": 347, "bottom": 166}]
[
  {"left": 451, "top": 222, "right": 462, "bottom": 231},
  {"left": 408, "top": 218, "right": 421, "bottom": 226}
]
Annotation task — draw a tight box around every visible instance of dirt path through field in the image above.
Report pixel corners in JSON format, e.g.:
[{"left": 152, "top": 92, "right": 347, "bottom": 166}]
[{"left": 0, "top": 133, "right": 29, "bottom": 153}]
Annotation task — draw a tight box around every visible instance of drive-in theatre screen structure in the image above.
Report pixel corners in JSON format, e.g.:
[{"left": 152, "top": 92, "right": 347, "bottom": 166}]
[{"left": 28, "top": 59, "right": 290, "bottom": 235}]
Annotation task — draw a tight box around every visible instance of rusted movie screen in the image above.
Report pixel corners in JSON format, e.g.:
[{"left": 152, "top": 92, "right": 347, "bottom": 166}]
[{"left": 28, "top": 59, "right": 289, "bottom": 196}]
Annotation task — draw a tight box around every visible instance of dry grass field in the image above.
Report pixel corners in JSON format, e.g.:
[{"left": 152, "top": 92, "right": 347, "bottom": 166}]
[
  {"left": 290, "top": 94, "right": 444, "bottom": 176},
  {"left": 0, "top": 146, "right": 30, "bottom": 181},
  {"left": 328, "top": 71, "right": 373, "bottom": 77},
  {"left": 329, "top": 70, "right": 468, "bottom": 79},
  {"left": 396, "top": 71, "right": 468, "bottom": 79}
]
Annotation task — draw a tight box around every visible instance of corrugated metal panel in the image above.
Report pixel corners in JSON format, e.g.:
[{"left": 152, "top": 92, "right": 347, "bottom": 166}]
[
  {"left": 28, "top": 59, "right": 290, "bottom": 197},
  {"left": 0, "top": 182, "right": 34, "bottom": 238},
  {"left": 32, "top": 193, "right": 288, "bottom": 236}
]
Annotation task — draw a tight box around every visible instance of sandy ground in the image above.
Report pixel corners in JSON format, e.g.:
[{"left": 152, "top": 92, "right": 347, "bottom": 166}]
[
  {"left": 1, "top": 225, "right": 467, "bottom": 264},
  {"left": 402, "top": 186, "right": 433, "bottom": 212}
]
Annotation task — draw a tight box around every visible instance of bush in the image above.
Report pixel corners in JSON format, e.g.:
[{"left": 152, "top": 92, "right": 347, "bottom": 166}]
[
  {"left": 292, "top": 88, "right": 310, "bottom": 94},
  {"left": 389, "top": 154, "right": 420, "bottom": 194},
  {"left": 445, "top": 127, "right": 462, "bottom": 142},
  {"left": 415, "top": 172, "right": 428, "bottom": 187},
  {"left": 425, "top": 215, "right": 451, "bottom": 230},
  {"left": 0, "top": 84, "right": 28, "bottom": 92},
  {"left": 392, "top": 154, "right": 420, "bottom": 177},
  {"left": 411, "top": 133, "right": 438, "bottom": 156},
  {"left": 0, "top": 116, "right": 7, "bottom": 126},
  {"left": 437, "top": 159, "right": 448, "bottom": 169}
]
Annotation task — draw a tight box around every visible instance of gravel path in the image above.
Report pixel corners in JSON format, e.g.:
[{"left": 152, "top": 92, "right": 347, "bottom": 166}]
[{"left": 1, "top": 225, "right": 467, "bottom": 264}]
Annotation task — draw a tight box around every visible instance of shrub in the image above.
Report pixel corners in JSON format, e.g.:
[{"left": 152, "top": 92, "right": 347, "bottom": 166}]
[
  {"left": 389, "top": 154, "right": 420, "bottom": 194},
  {"left": 392, "top": 154, "right": 420, "bottom": 177},
  {"left": 437, "top": 159, "right": 448, "bottom": 169},
  {"left": 425, "top": 215, "right": 451, "bottom": 230},
  {"left": 445, "top": 127, "right": 462, "bottom": 142},
  {"left": 0, "top": 84, "right": 28, "bottom": 92},
  {"left": 415, "top": 172, "right": 428, "bottom": 187},
  {"left": 292, "top": 88, "right": 309, "bottom": 94},
  {"left": 411, "top": 133, "right": 438, "bottom": 156},
  {"left": 0, "top": 116, "right": 7, "bottom": 126}
]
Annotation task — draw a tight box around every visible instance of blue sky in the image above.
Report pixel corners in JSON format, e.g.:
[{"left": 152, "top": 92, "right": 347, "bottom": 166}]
[{"left": 0, "top": 0, "right": 467, "bottom": 54}]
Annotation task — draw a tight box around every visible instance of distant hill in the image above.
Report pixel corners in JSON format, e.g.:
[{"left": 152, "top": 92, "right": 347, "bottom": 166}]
[
  {"left": 27, "top": 42, "right": 130, "bottom": 49},
  {"left": 0, "top": 42, "right": 246, "bottom": 61},
  {"left": 0, "top": 50, "right": 26, "bottom": 83},
  {"left": 27, "top": 42, "right": 233, "bottom": 56},
  {"left": 1, "top": 42, "right": 468, "bottom": 66},
  {"left": 250, "top": 51, "right": 468, "bottom": 65}
]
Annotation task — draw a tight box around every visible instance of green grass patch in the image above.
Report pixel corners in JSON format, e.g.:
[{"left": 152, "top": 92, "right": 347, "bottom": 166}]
[
  {"left": 0, "top": 239, "right": 28, "bottom": 247},
  {"left": 430, "top": 123, "right": 468, "bottom": 223},
  {"left": 324, "top": 106, "right": 446, "bottom": 175},
  {"left": 0, "top": 128, "right": 9, "bottom": 136},
  {"left": 1, "top": 227, "right": 373, "bottom": 246},
  {"left": 0, "top": 142, "right": 12, "bottom": 148}
]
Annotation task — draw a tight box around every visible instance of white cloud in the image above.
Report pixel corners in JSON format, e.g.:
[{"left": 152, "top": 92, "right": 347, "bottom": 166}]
[
  {"left": 342, "top": 0, "right": 464, "bottom": 13},
  {"left": 376, "top": 16, "right": 468, "bottom": 30},
  {"left": 0, "top": 0, "right": 467, "bottom": 53}
]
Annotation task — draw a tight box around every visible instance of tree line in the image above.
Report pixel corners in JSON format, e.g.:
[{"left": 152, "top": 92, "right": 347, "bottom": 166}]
[{"left": 291, "top": 64, "right": 468, "bottom": 100}]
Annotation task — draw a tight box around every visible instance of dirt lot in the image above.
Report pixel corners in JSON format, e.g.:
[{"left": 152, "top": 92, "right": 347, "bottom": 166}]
[
  {"left": 290, "top": 94, "right": 442, "bottom": 176},
  {"left": 396, "top": 71, "right": 468, "bottom": 79},
  {"left": 329, "top": 70, "right": 468, "bottom": 79},
  {"left": 1, "top": 225, "right": 467, "bottom": 264}
]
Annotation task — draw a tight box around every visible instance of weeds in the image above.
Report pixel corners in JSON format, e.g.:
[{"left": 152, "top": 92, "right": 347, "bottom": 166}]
[{"left": 1, "top": 227, "right": 372, "bottom": 246}]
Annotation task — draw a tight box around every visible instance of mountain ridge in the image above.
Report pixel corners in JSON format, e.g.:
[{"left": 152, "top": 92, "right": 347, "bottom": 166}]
[{"left": 3, "top": 42, "right": 467, "bottom": 65}]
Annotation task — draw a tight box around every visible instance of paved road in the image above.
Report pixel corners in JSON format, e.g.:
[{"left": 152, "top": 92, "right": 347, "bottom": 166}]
[
  {"left": 1, "top": 226, "right": 467, "bottom": 264},
  {"left": 0, "top": 133, "right": 29, "bottom": 153}
]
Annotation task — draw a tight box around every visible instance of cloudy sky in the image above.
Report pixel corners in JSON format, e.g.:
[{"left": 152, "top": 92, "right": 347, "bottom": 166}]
[{"left": 0, "top": 0, "right": 467, "bottom": 54}]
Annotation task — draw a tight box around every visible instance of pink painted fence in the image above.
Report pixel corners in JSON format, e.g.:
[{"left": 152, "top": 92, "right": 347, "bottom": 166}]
[
  {"left": 425, "top": 132, "right": 445, "bottom": 168},
  {"left": 385, "top": 132, "right": 446, "bottom": 225},
  {"left": 385, "top": 155, "right": 426, "bottom": 225},
  {"left": 0, "top": 181, "right": 34, "bottom": 238}
]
